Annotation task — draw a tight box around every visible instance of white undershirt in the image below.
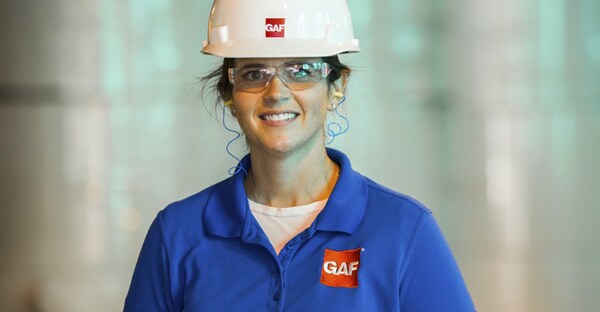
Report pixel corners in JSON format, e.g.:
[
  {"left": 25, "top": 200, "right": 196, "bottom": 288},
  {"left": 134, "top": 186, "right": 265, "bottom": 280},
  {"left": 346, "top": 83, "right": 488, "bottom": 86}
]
[{"left": 249, "top": 199, "right": 327, "bottom": 255}]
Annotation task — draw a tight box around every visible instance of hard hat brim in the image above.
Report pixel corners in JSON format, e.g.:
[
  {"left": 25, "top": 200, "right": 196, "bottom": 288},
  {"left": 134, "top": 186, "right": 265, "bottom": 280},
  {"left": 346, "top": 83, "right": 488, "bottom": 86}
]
[{"left": 202, "top": 39, "right": 360, "bottom": 58}]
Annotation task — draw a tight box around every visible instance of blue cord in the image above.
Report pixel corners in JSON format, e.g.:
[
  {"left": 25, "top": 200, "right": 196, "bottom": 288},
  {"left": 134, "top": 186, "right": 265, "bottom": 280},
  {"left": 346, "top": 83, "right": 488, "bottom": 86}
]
[
  {"left": 326, "top": 96, "right": 350, "bottom": 145},
  {"left": 222, "top": 105, "right": 248, "bottom": 176},
  {"left": 222, "top": 96, "right": 346, "bottom": 169}
]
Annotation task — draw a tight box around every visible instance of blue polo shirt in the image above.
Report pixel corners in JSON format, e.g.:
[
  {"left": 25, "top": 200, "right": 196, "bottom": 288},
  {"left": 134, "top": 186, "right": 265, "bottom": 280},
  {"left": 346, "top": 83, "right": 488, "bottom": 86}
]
[{"left": 124, "top": 149, "right": 475, "bottom": 311}]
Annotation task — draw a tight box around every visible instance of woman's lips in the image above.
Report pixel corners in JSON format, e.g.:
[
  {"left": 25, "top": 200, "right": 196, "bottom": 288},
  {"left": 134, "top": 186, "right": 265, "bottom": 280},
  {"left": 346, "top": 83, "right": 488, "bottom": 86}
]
[
  {"left": 260, "top": 112, "right": 298, "bottom": 122},
  {"left": 259, "top": 112, "right": 299, "bottom": 126}
]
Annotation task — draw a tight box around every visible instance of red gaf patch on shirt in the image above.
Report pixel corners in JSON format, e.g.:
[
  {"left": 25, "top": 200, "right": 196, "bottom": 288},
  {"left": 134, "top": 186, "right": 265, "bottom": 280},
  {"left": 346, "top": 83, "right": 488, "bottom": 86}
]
[
  {"left": 265, "top": 18, "right": 286, "bottom": 38},
  {"left": 320, "top": 248, "right": 361, "bottom": 288}
]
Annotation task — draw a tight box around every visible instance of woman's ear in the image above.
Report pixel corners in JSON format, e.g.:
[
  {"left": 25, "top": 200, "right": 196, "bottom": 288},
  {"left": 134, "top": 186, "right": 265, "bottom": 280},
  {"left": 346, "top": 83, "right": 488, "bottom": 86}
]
[
  {"left": 330, "top": 69, "right": 350, "bottom": 98},
  {"left": 224, "top": 99, "right": 237, "bottom": 116},
  {"left": 329, "top": 69, "right": 350, "bottom": 110}
]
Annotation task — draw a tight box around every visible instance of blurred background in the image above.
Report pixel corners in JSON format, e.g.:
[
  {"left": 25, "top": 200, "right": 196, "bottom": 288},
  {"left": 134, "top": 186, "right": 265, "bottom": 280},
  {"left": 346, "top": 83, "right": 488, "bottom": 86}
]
[{"left": 1, "top": 0, "right": 598, "bottom": 311}]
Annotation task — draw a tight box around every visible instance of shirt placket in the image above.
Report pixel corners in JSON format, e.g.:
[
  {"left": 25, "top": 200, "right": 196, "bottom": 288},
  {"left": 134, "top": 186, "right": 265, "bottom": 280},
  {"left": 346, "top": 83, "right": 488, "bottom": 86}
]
[{"left": 269, "top": 227, "right": 316, "bottom": 312}]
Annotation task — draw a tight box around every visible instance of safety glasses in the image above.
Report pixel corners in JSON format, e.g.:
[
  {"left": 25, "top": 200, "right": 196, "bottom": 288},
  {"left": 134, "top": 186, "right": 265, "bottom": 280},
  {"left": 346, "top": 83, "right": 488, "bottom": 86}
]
[{"left": 228, "top": 62, "right": 331, "bottom": 93}]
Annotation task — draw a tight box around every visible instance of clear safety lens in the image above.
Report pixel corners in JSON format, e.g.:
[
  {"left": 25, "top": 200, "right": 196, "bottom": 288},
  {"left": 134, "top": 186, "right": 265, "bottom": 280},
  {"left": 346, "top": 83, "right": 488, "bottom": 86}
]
[{"left": 228, "top": 62, "right": 331, "bottom": 93}]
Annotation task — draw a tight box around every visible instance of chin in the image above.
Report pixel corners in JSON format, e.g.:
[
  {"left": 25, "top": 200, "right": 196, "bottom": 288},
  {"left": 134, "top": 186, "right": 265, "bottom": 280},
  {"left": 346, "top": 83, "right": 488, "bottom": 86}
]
[
  {"left": 265, "top": 137, "right": 312, "bottom": 156},
  {"left": 267, "top": 141, "right": 296, "bottom": 154},
  {"left": 252, "top": 132, "right": 323, "bottom": 156}
]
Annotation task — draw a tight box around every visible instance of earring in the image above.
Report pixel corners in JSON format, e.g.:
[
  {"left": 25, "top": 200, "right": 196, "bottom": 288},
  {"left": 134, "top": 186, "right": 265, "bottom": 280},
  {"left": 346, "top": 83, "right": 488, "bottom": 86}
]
[{"left": 333, "top": 91, "right": 344, "bottom": 98}]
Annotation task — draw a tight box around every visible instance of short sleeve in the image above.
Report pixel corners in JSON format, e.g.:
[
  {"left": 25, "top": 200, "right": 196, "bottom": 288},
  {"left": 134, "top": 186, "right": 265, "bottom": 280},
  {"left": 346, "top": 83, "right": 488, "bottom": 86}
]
[
  {"left": 399, "top": 212, "right": 476, "bottom": 311},
  {"left": 124, "top": 213, "right": 176, "bottom": 312}
]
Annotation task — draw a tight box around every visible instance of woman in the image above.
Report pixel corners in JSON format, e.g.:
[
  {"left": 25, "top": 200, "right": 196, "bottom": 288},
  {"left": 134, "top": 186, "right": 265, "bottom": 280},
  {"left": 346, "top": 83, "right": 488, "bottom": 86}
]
[{"left": 125, "top": 0, "right": 475, "bottom": 311}]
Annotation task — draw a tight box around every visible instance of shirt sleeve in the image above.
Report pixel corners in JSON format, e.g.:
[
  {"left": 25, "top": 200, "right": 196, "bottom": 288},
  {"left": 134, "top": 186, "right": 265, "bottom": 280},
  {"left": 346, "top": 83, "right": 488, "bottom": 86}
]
[
  {"left": 399, "top": 212, "right": 476, "bottom": 311},
  {"left": 124, "top": 212, "right": 176, "bottom": 312}
]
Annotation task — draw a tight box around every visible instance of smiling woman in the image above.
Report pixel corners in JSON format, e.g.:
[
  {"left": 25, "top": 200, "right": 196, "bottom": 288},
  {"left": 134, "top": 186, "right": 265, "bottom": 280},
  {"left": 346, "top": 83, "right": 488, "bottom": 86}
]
[
  {"left": 228, "top": 57, "right": 344, "bottom": 164},
  {"left": 124, "top": 0, "right": 475, "bottom": 311}
]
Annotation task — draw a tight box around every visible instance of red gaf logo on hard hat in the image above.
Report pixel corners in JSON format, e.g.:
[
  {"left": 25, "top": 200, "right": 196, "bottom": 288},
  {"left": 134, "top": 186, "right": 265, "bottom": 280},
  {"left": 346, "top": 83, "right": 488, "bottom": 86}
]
[
  {"left": 265, "top": 18, "right": 286, "bottom": 38},
  {"left": 320, "top": 248, "right": 361, "bottom": 288}
]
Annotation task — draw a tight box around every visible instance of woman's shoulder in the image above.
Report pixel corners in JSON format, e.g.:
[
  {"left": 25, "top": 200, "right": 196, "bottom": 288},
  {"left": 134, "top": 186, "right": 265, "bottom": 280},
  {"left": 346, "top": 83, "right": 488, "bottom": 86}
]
[
  {"left": 158, "top": 176, "right": 234, "bottom": 223},
  {"left": 360, "top": 174, "right": 433, "bottom": 217}
]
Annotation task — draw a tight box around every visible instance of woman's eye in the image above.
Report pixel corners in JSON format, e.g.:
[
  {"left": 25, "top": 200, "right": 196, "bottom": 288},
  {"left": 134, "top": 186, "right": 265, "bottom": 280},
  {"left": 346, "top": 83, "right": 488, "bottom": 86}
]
[
  {"left": 289, "top": 65, "right": 314, "bottom": 79},
  {"left": 241, "top": 69, "right": 267, "bottom": 81},
  {"left": 292, "top": 70, "right": 309, "bottom": 78}
]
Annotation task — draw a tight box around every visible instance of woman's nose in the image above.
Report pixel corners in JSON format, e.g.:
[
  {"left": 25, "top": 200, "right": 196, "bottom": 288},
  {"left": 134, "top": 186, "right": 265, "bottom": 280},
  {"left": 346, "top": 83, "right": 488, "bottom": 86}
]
[{"left": 263, "top": 75, "right": 290, "bottom": 104}]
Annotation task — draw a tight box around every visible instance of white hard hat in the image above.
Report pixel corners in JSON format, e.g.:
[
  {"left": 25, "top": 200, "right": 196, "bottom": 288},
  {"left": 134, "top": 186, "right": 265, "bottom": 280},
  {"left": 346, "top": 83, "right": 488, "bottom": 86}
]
[{"left": 202, "top": 0, "right": 361, "bottom": 58}]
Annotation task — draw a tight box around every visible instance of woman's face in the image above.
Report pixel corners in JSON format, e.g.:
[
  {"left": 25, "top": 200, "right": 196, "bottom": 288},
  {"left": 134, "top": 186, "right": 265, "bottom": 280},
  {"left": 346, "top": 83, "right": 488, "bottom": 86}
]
[{"left": 231, "top": 58, "right": 334, "bottom": 155}]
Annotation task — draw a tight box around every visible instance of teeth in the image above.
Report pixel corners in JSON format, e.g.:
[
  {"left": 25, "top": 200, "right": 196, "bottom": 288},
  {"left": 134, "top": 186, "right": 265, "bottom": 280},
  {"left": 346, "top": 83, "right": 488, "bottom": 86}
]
[{"left": 263, "top": 113, "right": 297, "bottom": 121}]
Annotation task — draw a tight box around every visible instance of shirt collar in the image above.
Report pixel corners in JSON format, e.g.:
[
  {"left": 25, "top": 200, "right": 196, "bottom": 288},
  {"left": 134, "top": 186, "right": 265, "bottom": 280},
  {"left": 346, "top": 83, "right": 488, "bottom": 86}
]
[{"left": 203, "top": 148, "right": 368, "bottom": 238}]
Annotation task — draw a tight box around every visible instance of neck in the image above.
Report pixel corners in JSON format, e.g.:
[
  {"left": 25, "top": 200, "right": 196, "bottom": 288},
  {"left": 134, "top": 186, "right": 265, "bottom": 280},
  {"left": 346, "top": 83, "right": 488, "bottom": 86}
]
[{"left": 245, "top": 147, "right": 338, "bottom": 208}]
